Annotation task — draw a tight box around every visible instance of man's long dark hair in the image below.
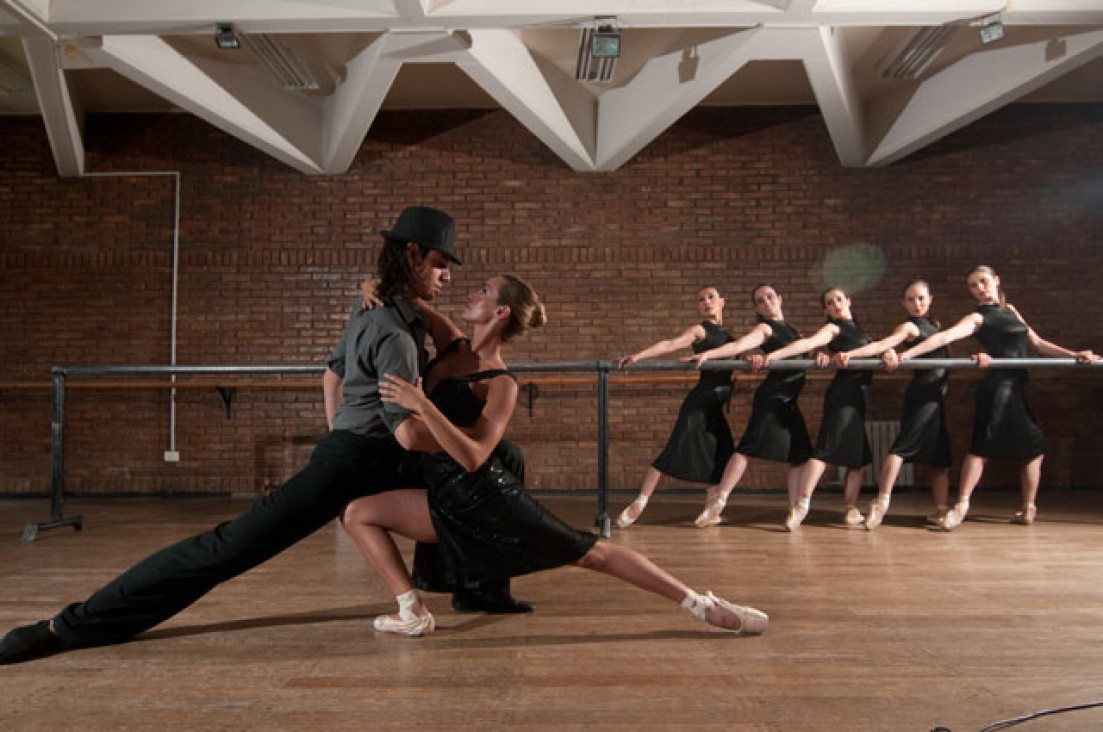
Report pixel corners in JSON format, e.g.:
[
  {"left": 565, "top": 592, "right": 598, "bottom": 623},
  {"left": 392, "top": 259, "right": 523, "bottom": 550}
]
[{"left": 377, "top": 239, "right": 426, "bottom": 301}]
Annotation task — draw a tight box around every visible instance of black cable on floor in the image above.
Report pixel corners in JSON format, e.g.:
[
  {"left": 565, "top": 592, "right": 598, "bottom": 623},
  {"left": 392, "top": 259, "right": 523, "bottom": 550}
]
[{"left": 978, "top": 700, "right": 1103, "bottom": 731}]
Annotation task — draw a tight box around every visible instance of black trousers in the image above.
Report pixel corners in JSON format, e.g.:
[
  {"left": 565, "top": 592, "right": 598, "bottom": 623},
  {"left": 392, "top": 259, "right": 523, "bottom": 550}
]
[{"left": 52, "top": 430, "right": 413, "bottom": 648}]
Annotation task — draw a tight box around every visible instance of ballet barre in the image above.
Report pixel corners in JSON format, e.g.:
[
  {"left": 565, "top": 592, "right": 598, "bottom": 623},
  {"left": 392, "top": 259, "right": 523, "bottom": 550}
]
[{"left": 26, "top": 358, "right": 1101, "bottom": 541}]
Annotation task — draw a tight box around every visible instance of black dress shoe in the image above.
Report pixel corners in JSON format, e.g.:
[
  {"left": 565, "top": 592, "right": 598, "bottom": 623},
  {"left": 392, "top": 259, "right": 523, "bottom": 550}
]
[
  {"left": 451, "top": 589, "right": 535, "bottom": 614},
  {"left": 0, "top": 620, "right": 67, "bottom": 665}
]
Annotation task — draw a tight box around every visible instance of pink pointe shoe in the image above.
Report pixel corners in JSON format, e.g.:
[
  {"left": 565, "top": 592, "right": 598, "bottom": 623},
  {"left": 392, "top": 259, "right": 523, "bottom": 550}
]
[
  {"left": 374, "top": 591, "right": 435, "bottom": 637},
  {"left": 843, "top": 506, "right": 865, "bottom": 527},
  {"left": 694, "top": 486, "right": 731, "bottom": 528},
  {"left": 864, "top": 500, "right": 888, "bottom": 531},
  {"left": 682, "top": 590, "right": 768, "bottom": 636},
  {"left": 1011, "top": 503, "right": 1037, "bottom": 525},
  {"left": 615, "top": 495, "right": 649, "bottom": 529},
  {"left": 940, "top": 501, "right": 970, "bottom": 532},
  {"left": 784, "top": 499, "right": 810, "bottom": 531}
]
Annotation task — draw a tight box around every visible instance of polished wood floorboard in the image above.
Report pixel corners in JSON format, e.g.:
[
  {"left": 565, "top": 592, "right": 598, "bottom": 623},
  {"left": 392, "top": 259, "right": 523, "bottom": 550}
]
[{"left": 2, "top": 490, "right": 1102, "bottom": 732}]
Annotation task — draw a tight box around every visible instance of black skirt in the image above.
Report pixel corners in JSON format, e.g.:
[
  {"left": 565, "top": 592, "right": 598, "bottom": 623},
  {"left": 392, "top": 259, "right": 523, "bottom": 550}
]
[
  {"left": 812, "top": 375, "right": 872, "bottom": 468},
  {"left": 413, "top": 458, "right": 597, "bottom": 590},
  {"left": 970, "top": 370, "right": 1045, "bottom": 460},
  {"left": 652, "top": 381, "right": 735, "bottom": 483}
]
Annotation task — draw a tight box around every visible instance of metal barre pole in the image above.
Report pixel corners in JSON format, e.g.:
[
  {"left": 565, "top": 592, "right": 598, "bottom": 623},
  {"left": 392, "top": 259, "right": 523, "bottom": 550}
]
[{"left": 37, "top": 359, "right": 1100, "bottom": 542}]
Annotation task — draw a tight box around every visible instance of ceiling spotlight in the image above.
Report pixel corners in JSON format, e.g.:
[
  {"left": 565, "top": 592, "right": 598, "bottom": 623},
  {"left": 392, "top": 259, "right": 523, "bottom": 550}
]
[
  {"left": 591, "top": 24, "right": 621, "bottom": 59},
  {"left": 214, "top": 23, "right": 241, "bottom": 51},
  {"left": 979, "top": 17, "right": 1005, "bottom": 44},
  {"left": 575, "top": 18, "right": 620, "bottom": 83}
]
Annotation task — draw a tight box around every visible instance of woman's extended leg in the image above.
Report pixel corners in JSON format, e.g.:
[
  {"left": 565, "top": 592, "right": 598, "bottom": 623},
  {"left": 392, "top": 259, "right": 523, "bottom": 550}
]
[{"left": 574, "top": 539, "right": 767, "bottom": 635}]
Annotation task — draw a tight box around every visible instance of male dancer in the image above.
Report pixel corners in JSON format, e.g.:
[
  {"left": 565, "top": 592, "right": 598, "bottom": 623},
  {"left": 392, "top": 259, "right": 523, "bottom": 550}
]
[{"left": 0, "top": 205, "right": 484, "bottom": 664}]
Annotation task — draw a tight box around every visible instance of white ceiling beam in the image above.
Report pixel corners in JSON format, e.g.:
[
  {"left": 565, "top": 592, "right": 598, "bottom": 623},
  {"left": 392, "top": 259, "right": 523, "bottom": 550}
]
[
  {"left": 27, "top": 1, "right": 1103, "bottom": 35},
  {"left": 458, "top": 28, "right": 595, "bottom": 171},
  {"left": 22, "top": 36, "right": 84, "bottom": 176},
  {"left": 868, "top": 29, "right": 1103, "bottom": 167},
  {"left": 595, "top": 27, "right": 759, "bottom": 171},
  {"left": 92, "top": 34, "right": 326, "bottom": 174},
  {"left": 802, "top": 26, "right": 867, "bottom": 167},
  {"left": 321, "top": 30, "right": 472, "bottom": 173}
]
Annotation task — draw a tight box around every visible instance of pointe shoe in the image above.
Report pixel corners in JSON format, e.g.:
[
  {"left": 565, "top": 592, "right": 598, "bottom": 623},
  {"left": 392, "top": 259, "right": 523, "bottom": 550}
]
[
  {"left": 615, "top": 495, "right": 649, "bottom": 529},
  {"left": 693, "top": 487, "right": 730, "bottom": 528},
  {"left": 784, "top": 499, "right": 810, "bottom": 531},
  {"left": 843, "top": 507, "right": 865, "bottom": 526},
  {"left": 926, "top": 507, "right": 948, "bottom": 527},
  {"left": 864, "top": 500, "right": 888, "bottom": 531},
  {"left": 683, "top": 591, "right": 768, "bottom": 636},
  {"left": 1011, "top": 504, "right": 1037, "bottom": 526},
  {"left": 374, "top": 608, "right": 435, "bottom": 637},
  {"left": 940, "top": 502, "right": 970, "bottom": 532}
]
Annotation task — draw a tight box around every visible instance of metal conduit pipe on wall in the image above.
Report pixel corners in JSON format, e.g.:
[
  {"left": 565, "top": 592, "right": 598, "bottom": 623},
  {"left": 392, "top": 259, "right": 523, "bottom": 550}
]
[{"left": 26, "top": 358, "right": 1102, "bottom": 542}]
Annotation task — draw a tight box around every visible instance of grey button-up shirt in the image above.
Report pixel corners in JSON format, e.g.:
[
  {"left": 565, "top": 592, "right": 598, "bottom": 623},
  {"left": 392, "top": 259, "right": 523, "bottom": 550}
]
[{"left": 328, "top": 294, "right": 428, "bottom": 437}]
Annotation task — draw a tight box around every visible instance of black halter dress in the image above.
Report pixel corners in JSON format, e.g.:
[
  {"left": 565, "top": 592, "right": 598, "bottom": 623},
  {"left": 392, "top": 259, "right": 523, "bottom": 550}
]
[
  {"left": 734, "top": 318, "right": 812, "bottom": 465},
  {"left": 651, "top": 321, "right": 736, "bottom": 483},
  {"left": 414, "top": 369, "right": 598, "bottom": 589},
  {"left": 812, "top": 318, "right": 873, "bottom": 468},
  {"left": 968, "top": 304, "right": 1045, "bottom": 460},
  {"left": 889, "top": 316, "right": 952, "bottom": 467}
]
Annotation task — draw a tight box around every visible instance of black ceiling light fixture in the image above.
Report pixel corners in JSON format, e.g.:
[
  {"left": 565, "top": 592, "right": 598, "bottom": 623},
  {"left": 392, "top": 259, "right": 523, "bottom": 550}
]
[
  {"left": 575, "top": 17, "right": 620, "bottom": 83},
  {"left": 214, "top": 23, "right": 241, "bottom": 51}
]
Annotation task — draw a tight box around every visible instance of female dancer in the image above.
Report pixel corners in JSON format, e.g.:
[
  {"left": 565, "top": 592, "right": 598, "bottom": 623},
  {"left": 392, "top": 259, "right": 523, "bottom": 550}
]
[
  {"left": 833, "top": 280, "right": 951, "bottom": 530},
  {"left": 755, "top": 288, "right": 873, "bottom": 530},
  {"left": 613, "top": 286, "right": 736, "bottom": 528},
  {"left": 341, "top": 275, "right": 767, "bottom": 637},
  {"left": 687, "top": 284, "right": 813, "bottom": 527},
  {"left": 893, "top": 265, "right": 1099, "bottom": 530}
]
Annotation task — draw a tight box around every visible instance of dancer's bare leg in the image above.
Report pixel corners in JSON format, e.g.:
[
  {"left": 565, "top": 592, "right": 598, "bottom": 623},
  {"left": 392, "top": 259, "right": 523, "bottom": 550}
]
[
  {"left": 929, "top": 467, "right": 950, "bottom": 521},
  {"left": 785, "top": 464, "right": 805, "bottom": 508},
  {"left": 842, "top": 467, "right": 864, "bottom": 525},
  {"left": 1013, "top": 454, "right": 1044, "bottom": 524},
  {"left": 341, "top": 490, "right": 438, "bottom": 636},
  {"left": 866, "top": 454, "right": 904, "bottom": 530},
  {"left": 785, "top": 458, "right": 826, "bottom": 530},
  {"left": 575, "top": 540, "right": 767, "bottom": 635},
  {"left": 616, "top": 467, "right": 663, "bottom": 528},
  {"left": 942, "top": 454, "right": 986, "bottom": 531},
  {"left": 695, "top": 453, "right": 748, "bottom": 527}
]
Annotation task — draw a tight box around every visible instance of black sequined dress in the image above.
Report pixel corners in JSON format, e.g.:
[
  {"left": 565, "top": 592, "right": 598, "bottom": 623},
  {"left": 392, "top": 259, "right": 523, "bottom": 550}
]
[{"left": 414, "top": 369, "right": 598, "bottom": 590}]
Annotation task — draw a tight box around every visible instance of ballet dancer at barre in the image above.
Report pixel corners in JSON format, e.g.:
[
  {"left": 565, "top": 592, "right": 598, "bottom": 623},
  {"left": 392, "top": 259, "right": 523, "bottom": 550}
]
[
  {"left": 613, "top": 286, "right": 736, "bottom": 528},
  {"left": 687, "top": 284, "right": 813, "bottom": 527},
  {"left": 753, "top": 287, "right": 873, "bottom": 531},
  {"left": 888, "top": 265, "right": 1099, "bottom": 531},
  {"left": 340, "top": 274, "right": 768, "bottom": 637},
  {"left": 832, "top": 279, "right": 951, "bottom": 529}
]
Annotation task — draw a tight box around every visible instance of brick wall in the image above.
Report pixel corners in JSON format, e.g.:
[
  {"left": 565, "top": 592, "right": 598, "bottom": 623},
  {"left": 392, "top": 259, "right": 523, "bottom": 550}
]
[{"left": 1, "top": 104, "right": 1100, "bottom": 497}]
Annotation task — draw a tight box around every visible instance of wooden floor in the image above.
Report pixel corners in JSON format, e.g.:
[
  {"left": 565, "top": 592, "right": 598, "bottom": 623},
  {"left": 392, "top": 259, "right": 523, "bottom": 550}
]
[{"left": 2, "top": 490, "right": 1102, "bottom": 732}]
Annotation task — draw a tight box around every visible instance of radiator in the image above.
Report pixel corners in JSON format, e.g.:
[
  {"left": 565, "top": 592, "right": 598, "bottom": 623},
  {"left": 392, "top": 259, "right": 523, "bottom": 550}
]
[{"left": 836, "top": 420, "right": 914, "bottom": 487}]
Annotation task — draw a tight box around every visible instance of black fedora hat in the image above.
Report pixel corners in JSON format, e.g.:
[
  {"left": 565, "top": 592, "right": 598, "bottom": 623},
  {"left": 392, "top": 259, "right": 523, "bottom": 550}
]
[{"left": 381, "top": 206, "right": 461, "bottom": 265}]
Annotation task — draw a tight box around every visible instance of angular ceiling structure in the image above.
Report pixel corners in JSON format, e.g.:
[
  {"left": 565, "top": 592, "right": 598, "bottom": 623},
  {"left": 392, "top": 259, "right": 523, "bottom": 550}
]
[{"left": 1, "top": 1, "right": 1100, "bottom": 177}]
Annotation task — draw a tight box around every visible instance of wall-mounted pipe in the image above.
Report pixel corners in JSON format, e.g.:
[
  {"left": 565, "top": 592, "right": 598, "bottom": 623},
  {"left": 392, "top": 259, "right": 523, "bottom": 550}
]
[{"left": 80, "top": 171, "right": 182, "bottom": 456}]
